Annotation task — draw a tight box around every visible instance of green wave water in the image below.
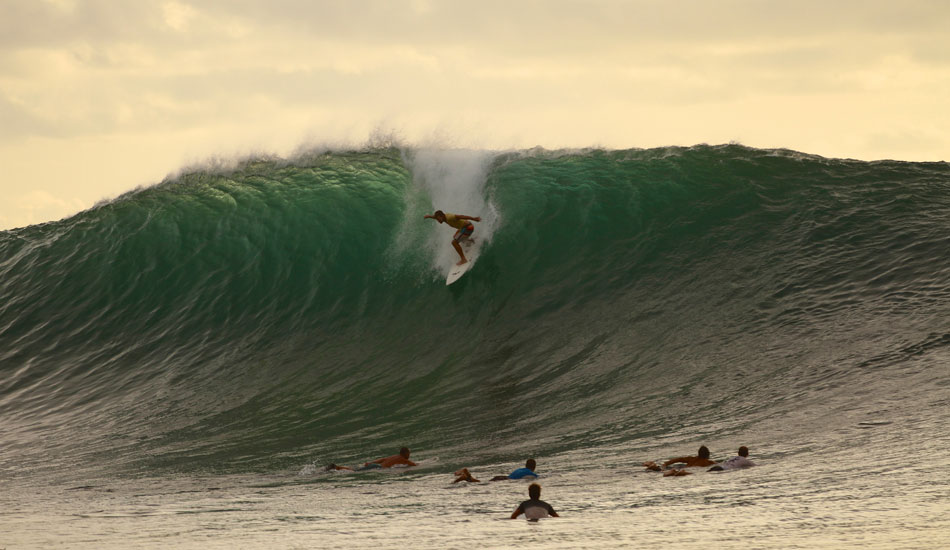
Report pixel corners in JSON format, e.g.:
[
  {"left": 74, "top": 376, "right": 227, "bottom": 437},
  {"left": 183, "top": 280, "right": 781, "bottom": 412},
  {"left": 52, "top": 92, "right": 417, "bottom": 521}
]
[{"left": 1, "top": 144, "right": 949, "bottom": 479}]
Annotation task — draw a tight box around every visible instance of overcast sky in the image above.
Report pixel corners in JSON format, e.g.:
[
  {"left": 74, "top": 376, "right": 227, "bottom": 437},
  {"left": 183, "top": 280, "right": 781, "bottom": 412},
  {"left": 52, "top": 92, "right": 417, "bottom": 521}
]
[{"left": 2, "top": 0, "right": 949, "bottom": 229}]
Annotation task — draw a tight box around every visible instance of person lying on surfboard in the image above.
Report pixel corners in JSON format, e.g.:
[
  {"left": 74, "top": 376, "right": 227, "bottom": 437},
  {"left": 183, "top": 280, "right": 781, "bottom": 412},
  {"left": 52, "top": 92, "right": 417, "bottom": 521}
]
[
  {"left": 362, "top": 446, "right": 417, "bottom": 469},
  {"left": 708, "top": 446, "right": 756, "bottom": 471},
  {"left": 423, "top": 210, "right": 481, "bottom": 266},
  {"left": 643, "top": 445, "right": 717, "bottom": 475},
  {"left": 452, "top": 468, "right": 480, "bottom": 483},
  {"left": 325, "top": 446, "right": 418, "bottom": 471},
  {"left": 490, "top": 458, "right": 538, "bottom": 481},
  {"left": 452, "top": 458, "right": 539, "bottom": 483}
]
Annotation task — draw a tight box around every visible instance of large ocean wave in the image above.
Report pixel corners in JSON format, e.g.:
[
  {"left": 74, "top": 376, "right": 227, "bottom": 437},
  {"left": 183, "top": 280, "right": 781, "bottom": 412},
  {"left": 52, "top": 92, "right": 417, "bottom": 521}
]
[{"left": 2, "top": 145, "right": 949, "bottom": 478}]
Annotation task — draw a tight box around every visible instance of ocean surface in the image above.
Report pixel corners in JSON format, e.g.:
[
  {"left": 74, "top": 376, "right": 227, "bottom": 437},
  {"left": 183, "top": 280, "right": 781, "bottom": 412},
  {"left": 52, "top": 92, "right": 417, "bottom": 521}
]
[{"left": 1, "top": 144, "right": 948, "bottom": 549}]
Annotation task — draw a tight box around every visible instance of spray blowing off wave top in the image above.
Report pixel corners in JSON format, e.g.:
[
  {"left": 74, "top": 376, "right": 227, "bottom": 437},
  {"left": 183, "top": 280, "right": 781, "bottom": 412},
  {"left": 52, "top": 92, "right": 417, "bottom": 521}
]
[{"left": 1, "top": 144, "right": 949, "bottom": 476}]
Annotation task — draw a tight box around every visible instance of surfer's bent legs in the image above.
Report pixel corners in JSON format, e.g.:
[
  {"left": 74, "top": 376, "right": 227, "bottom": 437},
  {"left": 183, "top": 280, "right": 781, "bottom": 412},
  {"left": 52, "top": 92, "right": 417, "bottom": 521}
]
[{"left": 452, "top": 224, "right": 475, "bottom": 265}]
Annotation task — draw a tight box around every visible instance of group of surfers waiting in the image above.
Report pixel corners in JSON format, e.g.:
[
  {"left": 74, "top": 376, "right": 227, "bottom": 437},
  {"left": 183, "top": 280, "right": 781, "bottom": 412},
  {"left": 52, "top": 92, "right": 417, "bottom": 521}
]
[
  {"left": 325, "top": 444, "right": 756, "bottom": 520},
  {"left": 332, "top": 212, "right": 758, "bottom": 518}
]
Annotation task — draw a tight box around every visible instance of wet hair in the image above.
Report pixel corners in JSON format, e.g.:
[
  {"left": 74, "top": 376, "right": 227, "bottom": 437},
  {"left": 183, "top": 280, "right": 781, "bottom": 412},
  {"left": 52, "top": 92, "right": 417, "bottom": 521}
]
[
  {"left": 526, "top": 459, "right": 537, "bottom": 470},
  {"left": 325, "top": 463, "right": 338, "bottom": 471},
  {"left": 400, "top": 447, "right": 411, "bottom": 458},
  {"left": 698, "top": 446, "right": 710, "bottom": 459},
  {"left": 738, "top": 446, "right": 749, "bottom": 457},
  {"left": 528, "top": 483, "right": 541, "bottom": 500},
  {"left": 433, "top": 210, "right": 445, "bottom": 218}
]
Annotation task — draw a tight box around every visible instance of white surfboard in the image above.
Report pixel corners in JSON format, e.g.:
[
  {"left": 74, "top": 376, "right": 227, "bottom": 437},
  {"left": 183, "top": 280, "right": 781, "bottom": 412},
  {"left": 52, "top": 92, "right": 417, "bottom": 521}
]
[
  {"left": 446, "top": 239, "right": 478, "bottom": 285},
  {"left": 446, "top": 261, "right": 472, "bottom": 285}
]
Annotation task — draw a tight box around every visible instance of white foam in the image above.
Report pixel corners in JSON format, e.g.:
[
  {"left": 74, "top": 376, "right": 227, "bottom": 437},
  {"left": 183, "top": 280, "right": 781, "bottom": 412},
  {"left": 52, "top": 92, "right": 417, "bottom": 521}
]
[{"left": 403, "top": 148, "right": 501, "bottom": 275}]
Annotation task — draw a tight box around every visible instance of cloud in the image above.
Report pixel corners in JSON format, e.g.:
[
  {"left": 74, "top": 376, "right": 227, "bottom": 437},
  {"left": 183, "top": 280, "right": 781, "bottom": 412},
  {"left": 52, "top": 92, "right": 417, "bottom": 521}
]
[
  {"left": 0, "top": 0, "right": 949, "bottom": 229},
  {"left": 162, "top": 1, "right": 197, "bottom": 32}
]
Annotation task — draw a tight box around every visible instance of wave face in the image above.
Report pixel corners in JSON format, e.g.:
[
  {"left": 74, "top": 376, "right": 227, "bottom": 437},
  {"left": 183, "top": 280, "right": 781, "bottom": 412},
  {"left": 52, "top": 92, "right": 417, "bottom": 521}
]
[{"left": 2, "top": 145, "right": 949, "bottom": 477}]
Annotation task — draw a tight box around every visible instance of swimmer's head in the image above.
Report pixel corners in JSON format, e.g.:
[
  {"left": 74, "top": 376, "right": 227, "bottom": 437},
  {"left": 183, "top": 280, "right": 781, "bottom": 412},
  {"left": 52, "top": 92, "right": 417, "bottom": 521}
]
[
  {"left": 528, "top": 483, "right": 541, "bottom": 500},
  {"left": 738, "top": 446, "right": 749, "bottom": 457},
  {"left": 526, "top": 458, "right": 537, "bottom": 471},
  {"left": 698, "top": 446, "right": 710, "bottom": 459},
  {"left": 433, "top": 210, "right": 446, "bottom": 222},
  {"left": 400, "top": 447, "right": 411, "bottom": 458}
]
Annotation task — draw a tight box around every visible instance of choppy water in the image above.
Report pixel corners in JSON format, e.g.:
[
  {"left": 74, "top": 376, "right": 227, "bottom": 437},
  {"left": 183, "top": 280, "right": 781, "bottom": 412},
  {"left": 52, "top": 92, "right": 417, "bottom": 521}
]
[{"left": 2, "top": 145, "right": 949, "bottom": 548}]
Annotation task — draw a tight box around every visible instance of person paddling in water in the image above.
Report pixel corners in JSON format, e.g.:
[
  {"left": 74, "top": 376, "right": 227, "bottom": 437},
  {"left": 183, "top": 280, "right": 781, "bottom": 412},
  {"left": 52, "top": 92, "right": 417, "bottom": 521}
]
[
  {"left": 424, "top": 210, "right": 481, "bottom": 265},
  {"left": 643, "top": 445, "right": 717, "bottom": 476}
]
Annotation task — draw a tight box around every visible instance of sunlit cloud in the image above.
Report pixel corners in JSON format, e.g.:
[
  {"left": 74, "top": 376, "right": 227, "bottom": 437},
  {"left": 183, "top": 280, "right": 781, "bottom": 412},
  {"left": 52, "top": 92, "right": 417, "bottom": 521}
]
[{"left": 162, "top": 1, "right": 197, "bottom": 32}]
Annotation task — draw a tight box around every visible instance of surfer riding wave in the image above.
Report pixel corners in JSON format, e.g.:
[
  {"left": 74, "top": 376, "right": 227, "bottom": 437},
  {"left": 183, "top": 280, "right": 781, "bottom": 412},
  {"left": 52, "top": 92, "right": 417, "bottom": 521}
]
[{"left": 424, "top": 210, "right": 481, "bottom": 265}]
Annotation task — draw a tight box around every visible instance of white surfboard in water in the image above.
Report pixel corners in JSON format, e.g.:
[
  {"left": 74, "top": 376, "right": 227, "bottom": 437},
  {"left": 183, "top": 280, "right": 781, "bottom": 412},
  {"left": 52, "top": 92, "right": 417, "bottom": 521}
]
[{"left": 445, "top": 239, "right": 479, "bottom": 285}]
